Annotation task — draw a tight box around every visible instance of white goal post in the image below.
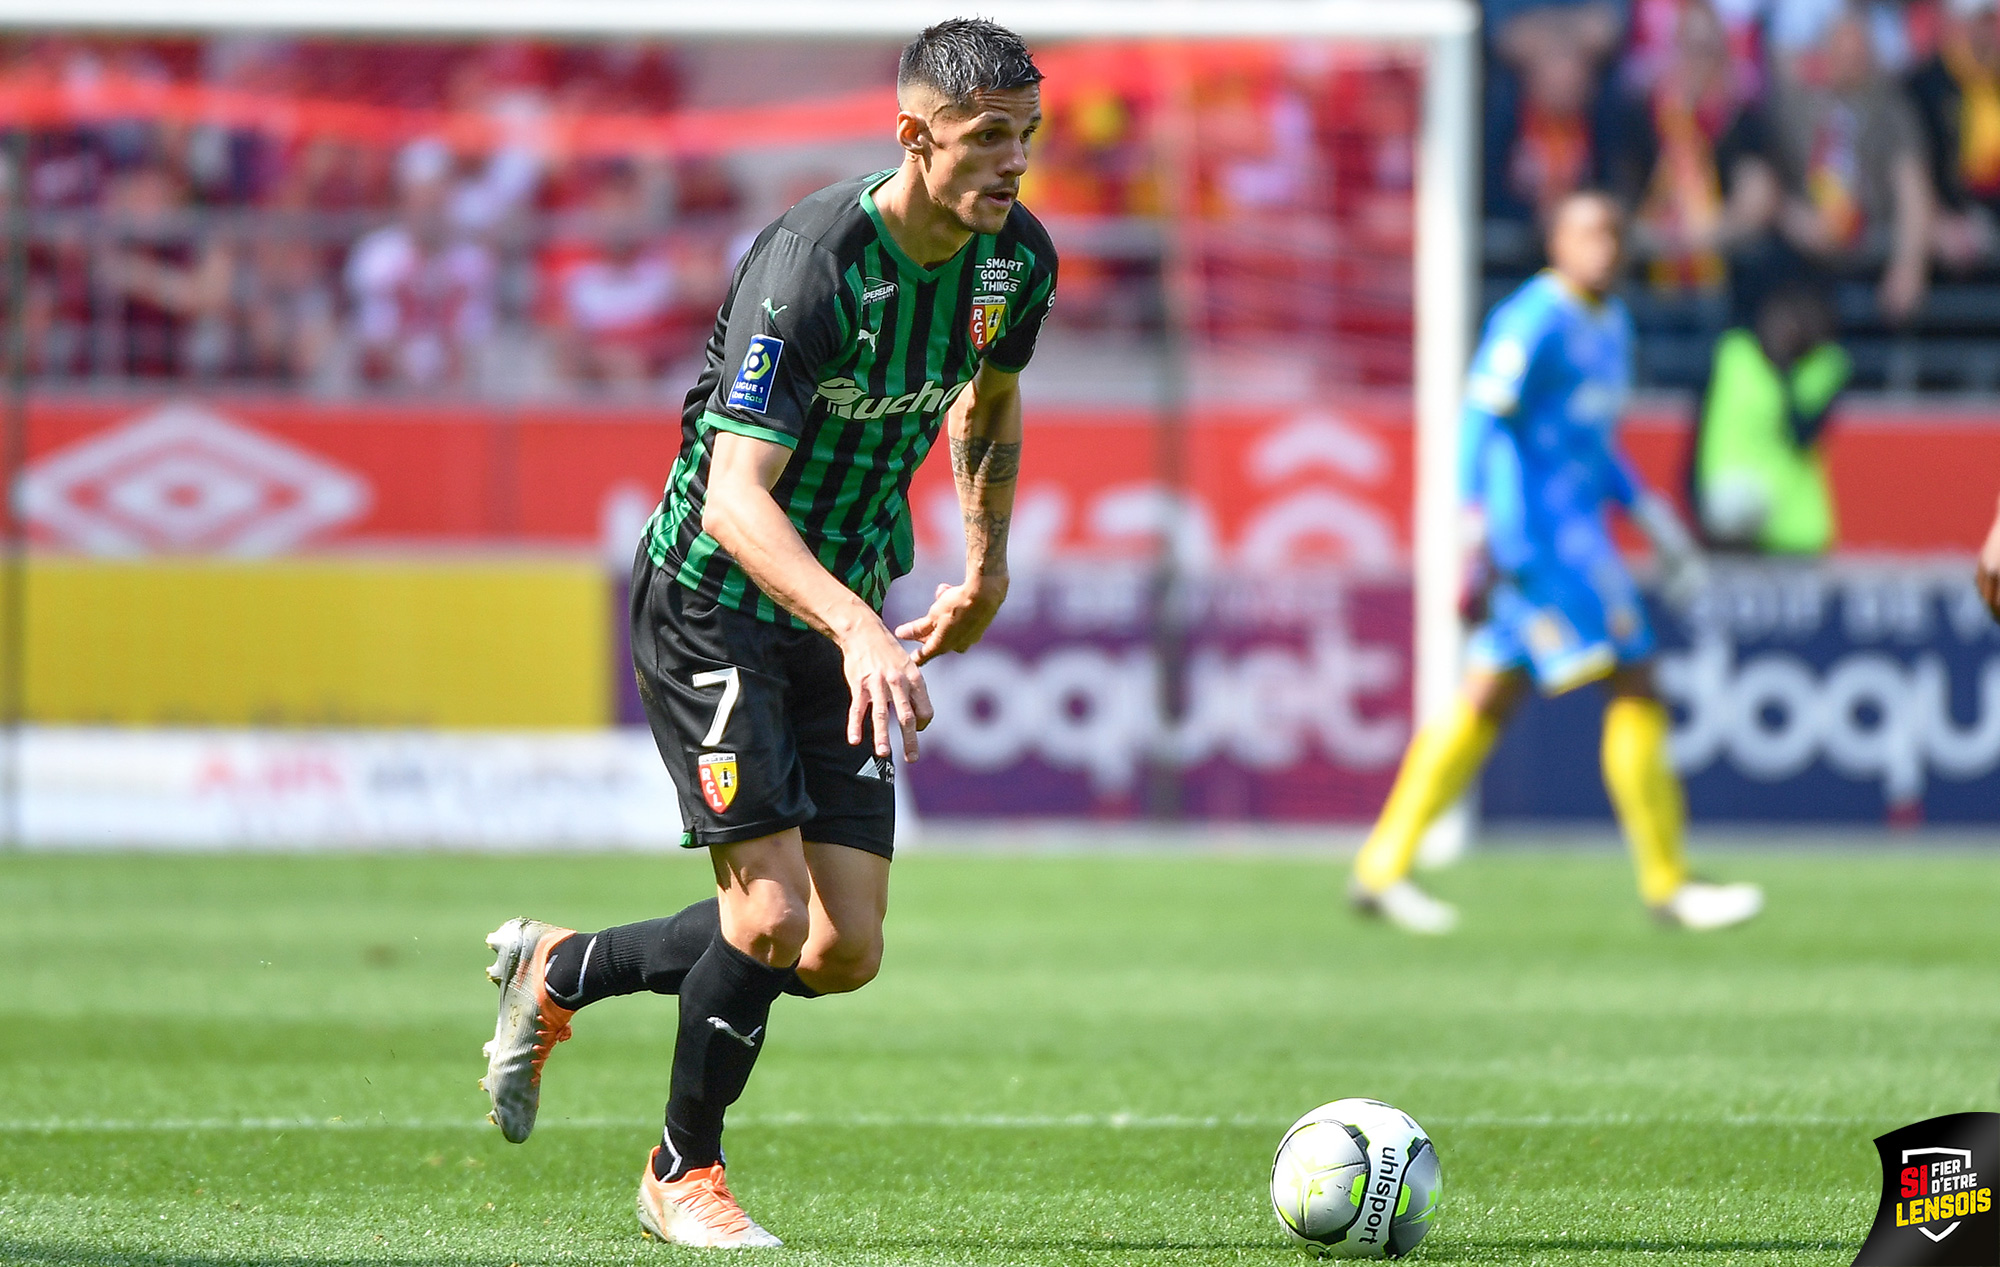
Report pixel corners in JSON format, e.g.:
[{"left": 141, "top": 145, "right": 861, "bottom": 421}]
[{"left": 0, "top": 0, "right": 1481, "bottom": 841}]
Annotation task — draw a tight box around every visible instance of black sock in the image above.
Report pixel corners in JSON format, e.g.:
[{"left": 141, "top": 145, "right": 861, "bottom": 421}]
[
  {"left": 544, "top": 899, "right": 719, "bottom": 1007},
  {"left": 655, "top": 935, "right": 792, "bottom": 1180},
  {"left": 545, "top": 899, "right": 818, "bottom": 1007}
]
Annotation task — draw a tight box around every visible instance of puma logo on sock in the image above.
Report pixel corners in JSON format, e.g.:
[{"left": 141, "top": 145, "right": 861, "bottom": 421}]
[{"left": 707, "top": 1017, "right": 763, "bottom": 1048}]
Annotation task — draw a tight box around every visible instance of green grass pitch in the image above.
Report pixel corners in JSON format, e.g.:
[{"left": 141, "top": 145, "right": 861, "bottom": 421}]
[{"left": 4, "top": 844, "right": 1996, "bottom": 1265}]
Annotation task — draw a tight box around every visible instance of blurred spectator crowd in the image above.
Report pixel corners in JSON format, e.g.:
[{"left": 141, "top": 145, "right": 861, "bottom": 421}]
[
  {"left": 1485, "top": 0, "right": 2000, "bottom": 390},
  {"left": 4, "top": 38, "right": 749, "bottom": 396},
  {"left": 0, "top": 35, "right": 1422, "bottom": 399},
  {"left": 9, "top": 37, "right": 1024, "bottom": 402},
  {"left": 9, "top": 13, "right": 1990, "bottom": 401}
]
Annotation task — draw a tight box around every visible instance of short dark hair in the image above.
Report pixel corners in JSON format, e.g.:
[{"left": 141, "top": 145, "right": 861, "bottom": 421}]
[
  {"left": 898, "top": 18, "right": 1042, "bottom": 114},
  {"left": 1546, "top": 187, "right": 1624, "bottom": 235}
]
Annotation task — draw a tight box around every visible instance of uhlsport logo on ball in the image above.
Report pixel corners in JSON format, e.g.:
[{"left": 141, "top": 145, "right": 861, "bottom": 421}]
[{"left": 1270, "top": 1098, "right": 1441, "bottom": 1257}]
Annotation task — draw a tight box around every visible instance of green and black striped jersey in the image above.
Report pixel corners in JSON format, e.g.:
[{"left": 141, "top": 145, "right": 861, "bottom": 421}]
[{"left": 644, "top": 170, "right": 1057, "bottom": 627}]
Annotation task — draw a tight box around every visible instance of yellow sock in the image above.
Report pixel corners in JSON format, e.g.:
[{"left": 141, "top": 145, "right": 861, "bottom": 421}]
[
  {"left": 1353, "top": 699, "right": 1499, "bottom": 893},
  {"left": 1601, "top": 696, "right": 1691, "bottom": 906}
]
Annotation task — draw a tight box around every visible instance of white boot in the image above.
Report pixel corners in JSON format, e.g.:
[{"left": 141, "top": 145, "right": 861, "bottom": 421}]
[
  {"left": 1350, "top": 878, "right": 1459, "bottom": 935},
  {"left": 1655, "top": 880, "right": 1764, "bottom": 931}
]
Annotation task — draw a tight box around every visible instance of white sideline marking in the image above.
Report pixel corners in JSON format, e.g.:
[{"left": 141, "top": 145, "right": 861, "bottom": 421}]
[{"left": 0, "top": 1112, "right": 1875, "bottom": 1132}]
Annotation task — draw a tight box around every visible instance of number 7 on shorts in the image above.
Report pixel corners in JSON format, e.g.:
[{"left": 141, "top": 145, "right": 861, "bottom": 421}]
[{"left": 691, "top": 666, "right": 741, "bottom": 747}]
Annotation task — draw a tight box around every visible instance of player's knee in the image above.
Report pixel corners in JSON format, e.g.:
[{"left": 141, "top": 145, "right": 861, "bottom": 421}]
[
  {"left": 761, "top": 906, "right": 813, "bottom": 967},
  {"left": 725, "top": 888, "right": 812, "bottom": 967},
  {"left": 800, "top": 932, "right": 882, "bottom": 994}
]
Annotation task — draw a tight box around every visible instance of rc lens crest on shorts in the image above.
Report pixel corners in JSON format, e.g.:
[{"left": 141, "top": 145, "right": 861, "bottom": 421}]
[{"left": 697, "top": 752, "right": 739, "bottom": 813}]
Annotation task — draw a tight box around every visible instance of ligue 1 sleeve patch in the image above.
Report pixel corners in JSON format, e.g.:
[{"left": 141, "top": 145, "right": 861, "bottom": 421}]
[{"left": 726, "top": 336, "right": 783, "bottom": 412}]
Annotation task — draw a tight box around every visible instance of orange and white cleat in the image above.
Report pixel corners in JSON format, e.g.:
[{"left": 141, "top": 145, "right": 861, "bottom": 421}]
[
  {"left": 636, "top": 1150, "right": 782, "bottom": 1248},
  {"left": 480, "top": 917, "right": 576, "bottom": 1143}
]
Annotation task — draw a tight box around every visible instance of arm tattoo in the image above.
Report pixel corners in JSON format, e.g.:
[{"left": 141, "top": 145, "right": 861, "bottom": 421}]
[
  {"left": 951, "top": 437, "right": 1017, "bottom": 568},
  {"left": 949, "top": 437, "right": 1021, "bottom": 488},
  {"left": 962, "top": 507, "right": 1011, "bottom": 559}
]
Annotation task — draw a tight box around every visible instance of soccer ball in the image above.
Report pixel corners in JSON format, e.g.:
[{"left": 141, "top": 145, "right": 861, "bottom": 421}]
[{"left": 1269, "top": 1098, "right": 1442, "bottom": 1257}]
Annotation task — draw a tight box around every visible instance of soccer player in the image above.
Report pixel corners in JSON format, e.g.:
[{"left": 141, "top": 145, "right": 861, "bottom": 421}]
[
  {"left": 477, "top": 20, "right": 1054, "bottom": 1247},
  {"left": 1348, "top": 191, "right": 1763, "bottom": 936}
]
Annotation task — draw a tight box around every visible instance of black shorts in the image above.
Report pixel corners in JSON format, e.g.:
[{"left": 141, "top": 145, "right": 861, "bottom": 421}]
[{"left": 630, "top": 549, "right": 895, "bottom": 859}]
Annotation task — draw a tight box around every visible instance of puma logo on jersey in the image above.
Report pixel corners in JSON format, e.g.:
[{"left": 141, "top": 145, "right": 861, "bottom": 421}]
[
  {"left": 856, "top": 328, "right": 878, "bottom": 346},
  {"left": 707, "top": 1017, "right": 763, "bottom": 1048},
  {"left": 761, "top": 298, "right": 788, "bottom": 321}
]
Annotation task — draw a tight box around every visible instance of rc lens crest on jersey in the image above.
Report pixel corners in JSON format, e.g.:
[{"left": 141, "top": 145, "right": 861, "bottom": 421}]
[
  {"left": 969, "top": 295, "right": 1007, "bottom": 352},
  {"left": 697, "top": 752, "right": 739, "bottom": 813}
]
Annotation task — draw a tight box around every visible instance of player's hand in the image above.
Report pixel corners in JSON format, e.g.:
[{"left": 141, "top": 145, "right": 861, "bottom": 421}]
[
  {"left": 838, "top": 617, "right": 932, "bottom": 762},
  {"left": 893, "top": 576, "right": 1008, "bottom": 665},
  {"left": 1632, "top": 492, "right": 1707, "bottom": 611},
  {"left": 1978, "top": 499, "right": 2000, "bottom": 624},
  {"left": 1656, "top": 548, "right": 1709, "bottom": 611}
]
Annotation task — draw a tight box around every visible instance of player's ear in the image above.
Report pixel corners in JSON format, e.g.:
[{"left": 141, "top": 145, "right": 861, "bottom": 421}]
[{"left": 896, "top": 109, "right": 932, "bottom": 159}]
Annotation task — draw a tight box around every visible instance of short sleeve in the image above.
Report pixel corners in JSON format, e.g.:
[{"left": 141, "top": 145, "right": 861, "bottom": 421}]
[
  {"left": 1476, "top": 419, "right": 1534, "bottom": 572},
  {"left": 703, "top": 226, "right": 847, "bottom": 449},
  {"left": 1464, "top": 308, "right": 1545, "bottom": 419},
  {"left": 984, "top": 263, "right": 1057, "bottom": 373},
  {"left": 1459, "top": 403, "right": 1495, "bottom": 502}
]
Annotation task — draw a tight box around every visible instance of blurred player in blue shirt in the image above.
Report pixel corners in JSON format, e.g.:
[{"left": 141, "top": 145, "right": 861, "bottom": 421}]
[{"left": 1350, "top": 191, "right": 1762, "bottom": 934}]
